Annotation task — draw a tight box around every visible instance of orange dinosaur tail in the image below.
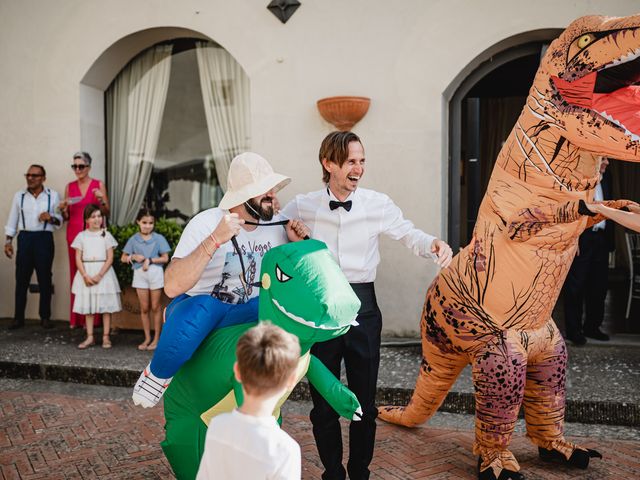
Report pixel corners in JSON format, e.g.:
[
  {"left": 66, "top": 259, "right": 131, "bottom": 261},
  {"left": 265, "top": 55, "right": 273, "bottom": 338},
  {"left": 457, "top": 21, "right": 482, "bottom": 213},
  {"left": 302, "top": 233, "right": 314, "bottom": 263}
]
[{"left": 378, "top": 342, "right": 467, "bottom": 427}]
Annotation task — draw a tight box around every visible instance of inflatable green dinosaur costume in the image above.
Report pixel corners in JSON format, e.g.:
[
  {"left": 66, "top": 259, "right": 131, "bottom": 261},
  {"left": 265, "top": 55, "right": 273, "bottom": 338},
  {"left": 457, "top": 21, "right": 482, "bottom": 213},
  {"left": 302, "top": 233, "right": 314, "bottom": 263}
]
[{"left": 161, "top": 239, "right": 363, "bottom": 479}]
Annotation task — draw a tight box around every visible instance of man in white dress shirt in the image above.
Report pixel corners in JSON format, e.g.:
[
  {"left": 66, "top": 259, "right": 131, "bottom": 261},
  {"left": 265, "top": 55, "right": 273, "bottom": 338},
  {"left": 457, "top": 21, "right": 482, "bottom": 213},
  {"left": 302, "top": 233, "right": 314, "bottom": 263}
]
[
  {"left": 281, "top": 131, "right": 453, "bottom": 480},
  {"left": 4, "top": 165, "right": 62, "bottom": 330}
]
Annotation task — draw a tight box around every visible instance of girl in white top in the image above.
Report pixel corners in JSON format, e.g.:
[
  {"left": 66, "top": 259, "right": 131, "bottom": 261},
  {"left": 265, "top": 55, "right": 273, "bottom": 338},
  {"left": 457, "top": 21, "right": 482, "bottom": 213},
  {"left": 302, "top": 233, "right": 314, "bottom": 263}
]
[{"left": 72, "top": 204, "right": 122, "bottom": 349}]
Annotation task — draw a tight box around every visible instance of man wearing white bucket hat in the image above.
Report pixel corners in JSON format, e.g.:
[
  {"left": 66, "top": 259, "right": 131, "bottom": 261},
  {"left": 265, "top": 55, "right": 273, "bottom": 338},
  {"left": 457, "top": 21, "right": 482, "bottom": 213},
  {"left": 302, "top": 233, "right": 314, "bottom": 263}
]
[{"left": 133, "top": 152, "right": 309, "bottom": 408}]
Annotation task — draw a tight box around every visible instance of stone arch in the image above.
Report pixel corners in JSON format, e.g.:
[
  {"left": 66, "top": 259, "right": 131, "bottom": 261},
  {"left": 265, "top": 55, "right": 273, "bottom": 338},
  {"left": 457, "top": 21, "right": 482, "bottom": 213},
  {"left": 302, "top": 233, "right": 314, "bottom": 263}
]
[
  {"left": 445, "top": 28, "right": 563, "bottom": 249},
  {"left": 78, "top": 27, "right": 219, "bottom": 180}
]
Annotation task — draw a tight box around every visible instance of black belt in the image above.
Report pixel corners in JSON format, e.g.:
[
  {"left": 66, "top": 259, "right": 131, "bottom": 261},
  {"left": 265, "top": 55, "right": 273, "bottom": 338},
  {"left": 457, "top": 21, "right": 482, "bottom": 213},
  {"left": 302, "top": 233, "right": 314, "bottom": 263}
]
[
  {"left": 349, "top": 282, "right": 377, "bottom": 312},
  {"left": 349, "top": 282, "right": 374, "bottom": 290}
]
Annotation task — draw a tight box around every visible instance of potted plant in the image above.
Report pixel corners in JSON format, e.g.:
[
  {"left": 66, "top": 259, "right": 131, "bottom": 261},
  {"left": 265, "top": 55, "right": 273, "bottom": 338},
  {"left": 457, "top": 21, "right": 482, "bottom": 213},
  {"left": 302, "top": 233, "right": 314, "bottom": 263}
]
[{"left": 108, "top": 218, "right": 183, "bottom": 330}]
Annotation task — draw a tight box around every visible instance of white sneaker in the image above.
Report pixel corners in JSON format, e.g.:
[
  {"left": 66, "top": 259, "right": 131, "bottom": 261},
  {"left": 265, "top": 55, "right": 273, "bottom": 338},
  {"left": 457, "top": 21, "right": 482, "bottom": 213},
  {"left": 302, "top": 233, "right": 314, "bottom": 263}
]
[{"left": 132, "top": 363, "right": 172, "bottom": 408}]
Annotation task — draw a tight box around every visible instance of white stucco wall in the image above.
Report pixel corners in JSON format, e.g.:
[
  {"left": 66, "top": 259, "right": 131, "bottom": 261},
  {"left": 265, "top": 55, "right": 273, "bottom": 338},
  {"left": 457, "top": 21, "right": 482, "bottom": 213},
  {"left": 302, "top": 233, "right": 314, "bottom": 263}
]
[{"left": 0, "top": 0, "right": 637, "bottom": 334}]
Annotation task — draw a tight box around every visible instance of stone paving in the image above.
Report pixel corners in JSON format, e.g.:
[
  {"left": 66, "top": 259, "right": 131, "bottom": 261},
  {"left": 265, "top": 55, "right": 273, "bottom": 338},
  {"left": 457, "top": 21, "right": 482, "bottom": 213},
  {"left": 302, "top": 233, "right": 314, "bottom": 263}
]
[
  {"left": 1, "top": 379, "right": 639, "bottom": 480},
  {"left": 1, "top": 319, "right": 639, "bottom": 426}
]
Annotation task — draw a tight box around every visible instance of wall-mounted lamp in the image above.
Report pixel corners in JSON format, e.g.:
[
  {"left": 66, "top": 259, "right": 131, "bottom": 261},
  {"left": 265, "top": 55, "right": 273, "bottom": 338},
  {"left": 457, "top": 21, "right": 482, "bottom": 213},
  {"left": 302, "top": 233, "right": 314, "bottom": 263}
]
[
  {"left": 267, "top": 0, "right": 301, "bottom": 24},
  {"left": 316, "top": 96, "right": 371, "bottom": 131}
]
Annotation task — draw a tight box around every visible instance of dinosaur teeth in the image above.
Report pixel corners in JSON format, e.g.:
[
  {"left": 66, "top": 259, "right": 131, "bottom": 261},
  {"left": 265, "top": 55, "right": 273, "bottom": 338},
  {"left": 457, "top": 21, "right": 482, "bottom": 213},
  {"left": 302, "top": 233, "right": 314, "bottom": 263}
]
[
  {"left": 271, "top": 298, "right": 350, "bottom": 330},
  {"left": 605, "top": 47, "right": 640, "bottom": 69},
  {"left": 595, "top": 109, "right": 620, "bottom": 127},
  {"left": 599, "top": 110, "right": 617, "bottom": 124},
  {"left": 593, "top": 109, "right": 640, "bottom": 142},
  {"left": 622, "top": 124, "right": 640, "bottom": 142}
]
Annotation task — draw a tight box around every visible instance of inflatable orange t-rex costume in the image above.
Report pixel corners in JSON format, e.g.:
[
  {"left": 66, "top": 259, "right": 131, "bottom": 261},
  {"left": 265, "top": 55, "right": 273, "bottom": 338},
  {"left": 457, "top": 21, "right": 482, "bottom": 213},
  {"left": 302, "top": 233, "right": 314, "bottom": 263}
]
[{"left": 379, "top": 14, "right": 640, "bottom": 480}]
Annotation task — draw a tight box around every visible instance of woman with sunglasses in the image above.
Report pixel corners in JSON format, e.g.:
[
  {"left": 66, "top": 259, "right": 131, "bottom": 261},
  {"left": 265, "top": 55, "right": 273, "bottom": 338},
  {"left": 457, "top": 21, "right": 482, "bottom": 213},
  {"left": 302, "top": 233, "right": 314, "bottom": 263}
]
[{"left": 59, "top": 152, "right": 110, "bottom": 328}]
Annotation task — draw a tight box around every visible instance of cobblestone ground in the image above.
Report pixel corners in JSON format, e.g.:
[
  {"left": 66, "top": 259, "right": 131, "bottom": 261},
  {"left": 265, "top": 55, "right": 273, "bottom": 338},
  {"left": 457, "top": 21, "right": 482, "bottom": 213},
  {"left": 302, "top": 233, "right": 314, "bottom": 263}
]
[{"left": 1, "top": 385, "right": 639, "bottom": 479}]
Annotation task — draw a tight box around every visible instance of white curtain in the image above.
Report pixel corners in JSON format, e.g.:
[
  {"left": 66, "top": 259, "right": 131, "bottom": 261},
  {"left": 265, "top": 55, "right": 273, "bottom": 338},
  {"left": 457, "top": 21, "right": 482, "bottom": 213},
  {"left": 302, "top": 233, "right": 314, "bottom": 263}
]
[
  {"left": 196, "top": 42, "right": 251, "bottom": 192},
  {"left": 106, "top": 45, "right": 173, "bottom": 224}
]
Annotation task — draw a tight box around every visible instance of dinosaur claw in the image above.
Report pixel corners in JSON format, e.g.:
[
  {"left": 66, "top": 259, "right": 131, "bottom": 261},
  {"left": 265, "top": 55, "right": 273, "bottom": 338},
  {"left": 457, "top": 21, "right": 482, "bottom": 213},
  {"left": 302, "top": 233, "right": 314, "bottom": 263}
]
[
  {"left": 352, "top": 407, "right": 363, "bottom": 421},
  {"left": 539, "top": 447, "right": 602, "bottom": 469},
  {"left": 588, "top": 449, "right": 602, "bottom": 459}
]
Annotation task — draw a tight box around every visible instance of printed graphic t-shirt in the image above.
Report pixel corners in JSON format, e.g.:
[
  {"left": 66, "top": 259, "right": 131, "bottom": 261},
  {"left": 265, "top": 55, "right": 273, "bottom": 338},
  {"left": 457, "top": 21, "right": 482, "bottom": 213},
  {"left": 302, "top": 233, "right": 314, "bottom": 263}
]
[{"left": 172, "top": 208, "right": 289, "bottom": 303}]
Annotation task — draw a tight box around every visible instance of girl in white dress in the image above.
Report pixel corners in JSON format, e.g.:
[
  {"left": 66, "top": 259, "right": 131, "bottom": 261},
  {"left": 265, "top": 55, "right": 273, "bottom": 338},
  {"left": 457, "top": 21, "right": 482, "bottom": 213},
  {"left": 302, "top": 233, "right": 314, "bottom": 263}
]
[{"left": 72, "top": 204, "right": 122, "bottom": 349}]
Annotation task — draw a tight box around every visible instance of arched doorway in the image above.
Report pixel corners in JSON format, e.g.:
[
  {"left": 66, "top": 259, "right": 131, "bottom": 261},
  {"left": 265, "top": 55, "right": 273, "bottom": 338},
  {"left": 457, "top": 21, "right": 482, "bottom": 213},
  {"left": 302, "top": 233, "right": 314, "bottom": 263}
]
[
  {"left": 447, "top": 32, "right": 561, "bottom": 250},
  {"left": 447, "top": 32, "right": 640, "bottom": 333},
  {"left": 80, "top": 27, "right": 250, "bottom": 225},
  {"left": 79, "top": 28, "right": 212, "bottom": 185}
]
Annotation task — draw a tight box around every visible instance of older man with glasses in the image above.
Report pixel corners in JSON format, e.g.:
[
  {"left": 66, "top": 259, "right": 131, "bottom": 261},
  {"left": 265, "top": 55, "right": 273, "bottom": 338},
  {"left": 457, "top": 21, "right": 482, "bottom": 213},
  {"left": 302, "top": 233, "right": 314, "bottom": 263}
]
[{"left": 4, "top": 165, "right": 62, "bottom": 329}]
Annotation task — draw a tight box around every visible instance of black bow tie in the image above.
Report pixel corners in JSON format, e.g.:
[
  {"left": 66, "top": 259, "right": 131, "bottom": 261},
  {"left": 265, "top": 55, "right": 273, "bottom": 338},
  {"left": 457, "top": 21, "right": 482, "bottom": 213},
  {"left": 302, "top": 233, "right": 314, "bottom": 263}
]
[{"left": 329, "top": 200, "right": 352, "bottom": 212}]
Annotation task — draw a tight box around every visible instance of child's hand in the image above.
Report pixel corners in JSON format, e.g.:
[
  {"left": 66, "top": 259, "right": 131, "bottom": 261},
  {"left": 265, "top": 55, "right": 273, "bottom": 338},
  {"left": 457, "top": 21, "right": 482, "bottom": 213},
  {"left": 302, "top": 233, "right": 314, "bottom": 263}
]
[
  {"left": 83, "top": 274, "right": 95, "bottom": 286},
  {"left": 91, "top": 273, "right": 102, "bottom": 284},
  {"left": 132, "top": 254, "right": 145, "bottom": 263},
  {"left": 583, "top": 202, "right": 600, "bottom": 214},
  {"left": 142, "top": 258, "right": 150, "bottom": 271},
  {"left": 627, "top": 204, "right": 640, "bottom": 214}
]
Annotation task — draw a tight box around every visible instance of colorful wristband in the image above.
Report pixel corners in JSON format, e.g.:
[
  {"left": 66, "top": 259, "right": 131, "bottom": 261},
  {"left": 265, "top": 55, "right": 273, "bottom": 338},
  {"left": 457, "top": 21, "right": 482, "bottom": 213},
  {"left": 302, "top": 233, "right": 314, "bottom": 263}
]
[
  {"left": 210, "top": 234, "right": 221, "bottom": 250},
  {"left": 202, "top": 241, "right": 213, "bottom": 258}
]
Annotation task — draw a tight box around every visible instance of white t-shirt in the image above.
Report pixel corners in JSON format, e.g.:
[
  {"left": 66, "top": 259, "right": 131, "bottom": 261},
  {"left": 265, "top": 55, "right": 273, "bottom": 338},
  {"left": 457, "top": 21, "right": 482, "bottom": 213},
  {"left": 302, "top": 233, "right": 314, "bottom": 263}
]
[
  {"left": 172, "top": 208, "right": 289, "bottom": 302},
  {"left": 196, "top": 409, "right": 301, "bottom": 480}
]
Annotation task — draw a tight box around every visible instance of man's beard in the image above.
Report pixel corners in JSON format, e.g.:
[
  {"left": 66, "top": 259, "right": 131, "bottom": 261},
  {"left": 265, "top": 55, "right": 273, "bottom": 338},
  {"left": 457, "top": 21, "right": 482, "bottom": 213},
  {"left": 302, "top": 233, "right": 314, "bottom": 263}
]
[{"left": 245, "top": 198, "right": 274, "bottom": 221}]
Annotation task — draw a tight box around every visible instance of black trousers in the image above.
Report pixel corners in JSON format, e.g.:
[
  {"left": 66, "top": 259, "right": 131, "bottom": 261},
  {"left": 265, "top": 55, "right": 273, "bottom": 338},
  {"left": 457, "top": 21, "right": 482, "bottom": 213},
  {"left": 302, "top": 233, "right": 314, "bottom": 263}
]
[
  {"left": 309, "top": 282, "right": 382, "bottom": 480},
  {"left": 14, "top": 231, "right": 54, "bottom": 322},
  {"left": 563, "top": 229, "right": 609, "bottom": 336}
]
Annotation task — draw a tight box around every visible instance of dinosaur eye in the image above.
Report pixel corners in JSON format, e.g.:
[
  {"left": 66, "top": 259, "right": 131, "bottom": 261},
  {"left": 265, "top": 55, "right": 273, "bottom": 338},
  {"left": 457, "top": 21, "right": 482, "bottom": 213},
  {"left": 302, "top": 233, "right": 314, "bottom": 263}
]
[
  {"left": 275, "top": 264, "right": 292, "bottom": 283},
  {"left": 577, "top": 34, "right": 595, "bottom": 49},
  {"left": 567, "top": 33, "right": 599, "bottom": 62}
]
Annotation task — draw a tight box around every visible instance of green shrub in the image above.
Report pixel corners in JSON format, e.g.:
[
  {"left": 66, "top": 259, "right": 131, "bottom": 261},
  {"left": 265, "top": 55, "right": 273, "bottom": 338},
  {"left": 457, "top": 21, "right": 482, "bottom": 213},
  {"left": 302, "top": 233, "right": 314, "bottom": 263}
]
[{"left": 108, "top": 218, "right": 184, "bottom": 288}]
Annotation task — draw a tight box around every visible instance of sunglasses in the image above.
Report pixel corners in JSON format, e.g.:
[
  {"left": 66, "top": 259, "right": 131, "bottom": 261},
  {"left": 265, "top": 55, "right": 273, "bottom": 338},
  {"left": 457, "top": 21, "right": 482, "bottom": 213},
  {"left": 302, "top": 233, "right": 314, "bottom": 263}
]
[
  {"left": 24, "top": 173, "right": 44, "bottom": 178},
  {"left": 71, "top": 164, "right": 88, "bottom": 171}
]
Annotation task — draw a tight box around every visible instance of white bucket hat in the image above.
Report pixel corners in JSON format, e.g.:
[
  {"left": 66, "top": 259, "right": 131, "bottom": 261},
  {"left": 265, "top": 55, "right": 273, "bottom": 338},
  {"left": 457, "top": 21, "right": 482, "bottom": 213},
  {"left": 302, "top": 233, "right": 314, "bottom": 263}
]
[{"left": 218, "top": 152, "right": 291, "bottom": 210}]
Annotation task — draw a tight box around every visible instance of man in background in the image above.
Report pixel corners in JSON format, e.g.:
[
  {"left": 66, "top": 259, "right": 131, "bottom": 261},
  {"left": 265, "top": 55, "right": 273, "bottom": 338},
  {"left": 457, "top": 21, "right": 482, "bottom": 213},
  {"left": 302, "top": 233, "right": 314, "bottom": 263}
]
[
  {"left": 563, "top": 157, "right": 615, "bottom": 344},
  {"left": 4, "top": 165, "right": 62, "bottom": 329}
]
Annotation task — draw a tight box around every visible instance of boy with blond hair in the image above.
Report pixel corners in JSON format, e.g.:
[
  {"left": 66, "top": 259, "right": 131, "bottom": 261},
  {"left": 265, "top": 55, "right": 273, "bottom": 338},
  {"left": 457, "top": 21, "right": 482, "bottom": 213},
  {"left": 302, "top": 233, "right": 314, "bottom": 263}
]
[{"left": 196, "top": 322, "right": 302, "bottom": 480}]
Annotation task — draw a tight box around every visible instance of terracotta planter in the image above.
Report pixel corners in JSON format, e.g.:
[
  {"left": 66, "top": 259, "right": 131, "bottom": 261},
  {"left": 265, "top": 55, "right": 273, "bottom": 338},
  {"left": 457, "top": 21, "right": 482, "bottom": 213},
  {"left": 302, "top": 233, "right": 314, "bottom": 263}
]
[
  {"left": 112, "top": 286, "right": 170, "bottom": 331},
  {"left": 317, "top": 96, "right": 371, "bottom": 131}
]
